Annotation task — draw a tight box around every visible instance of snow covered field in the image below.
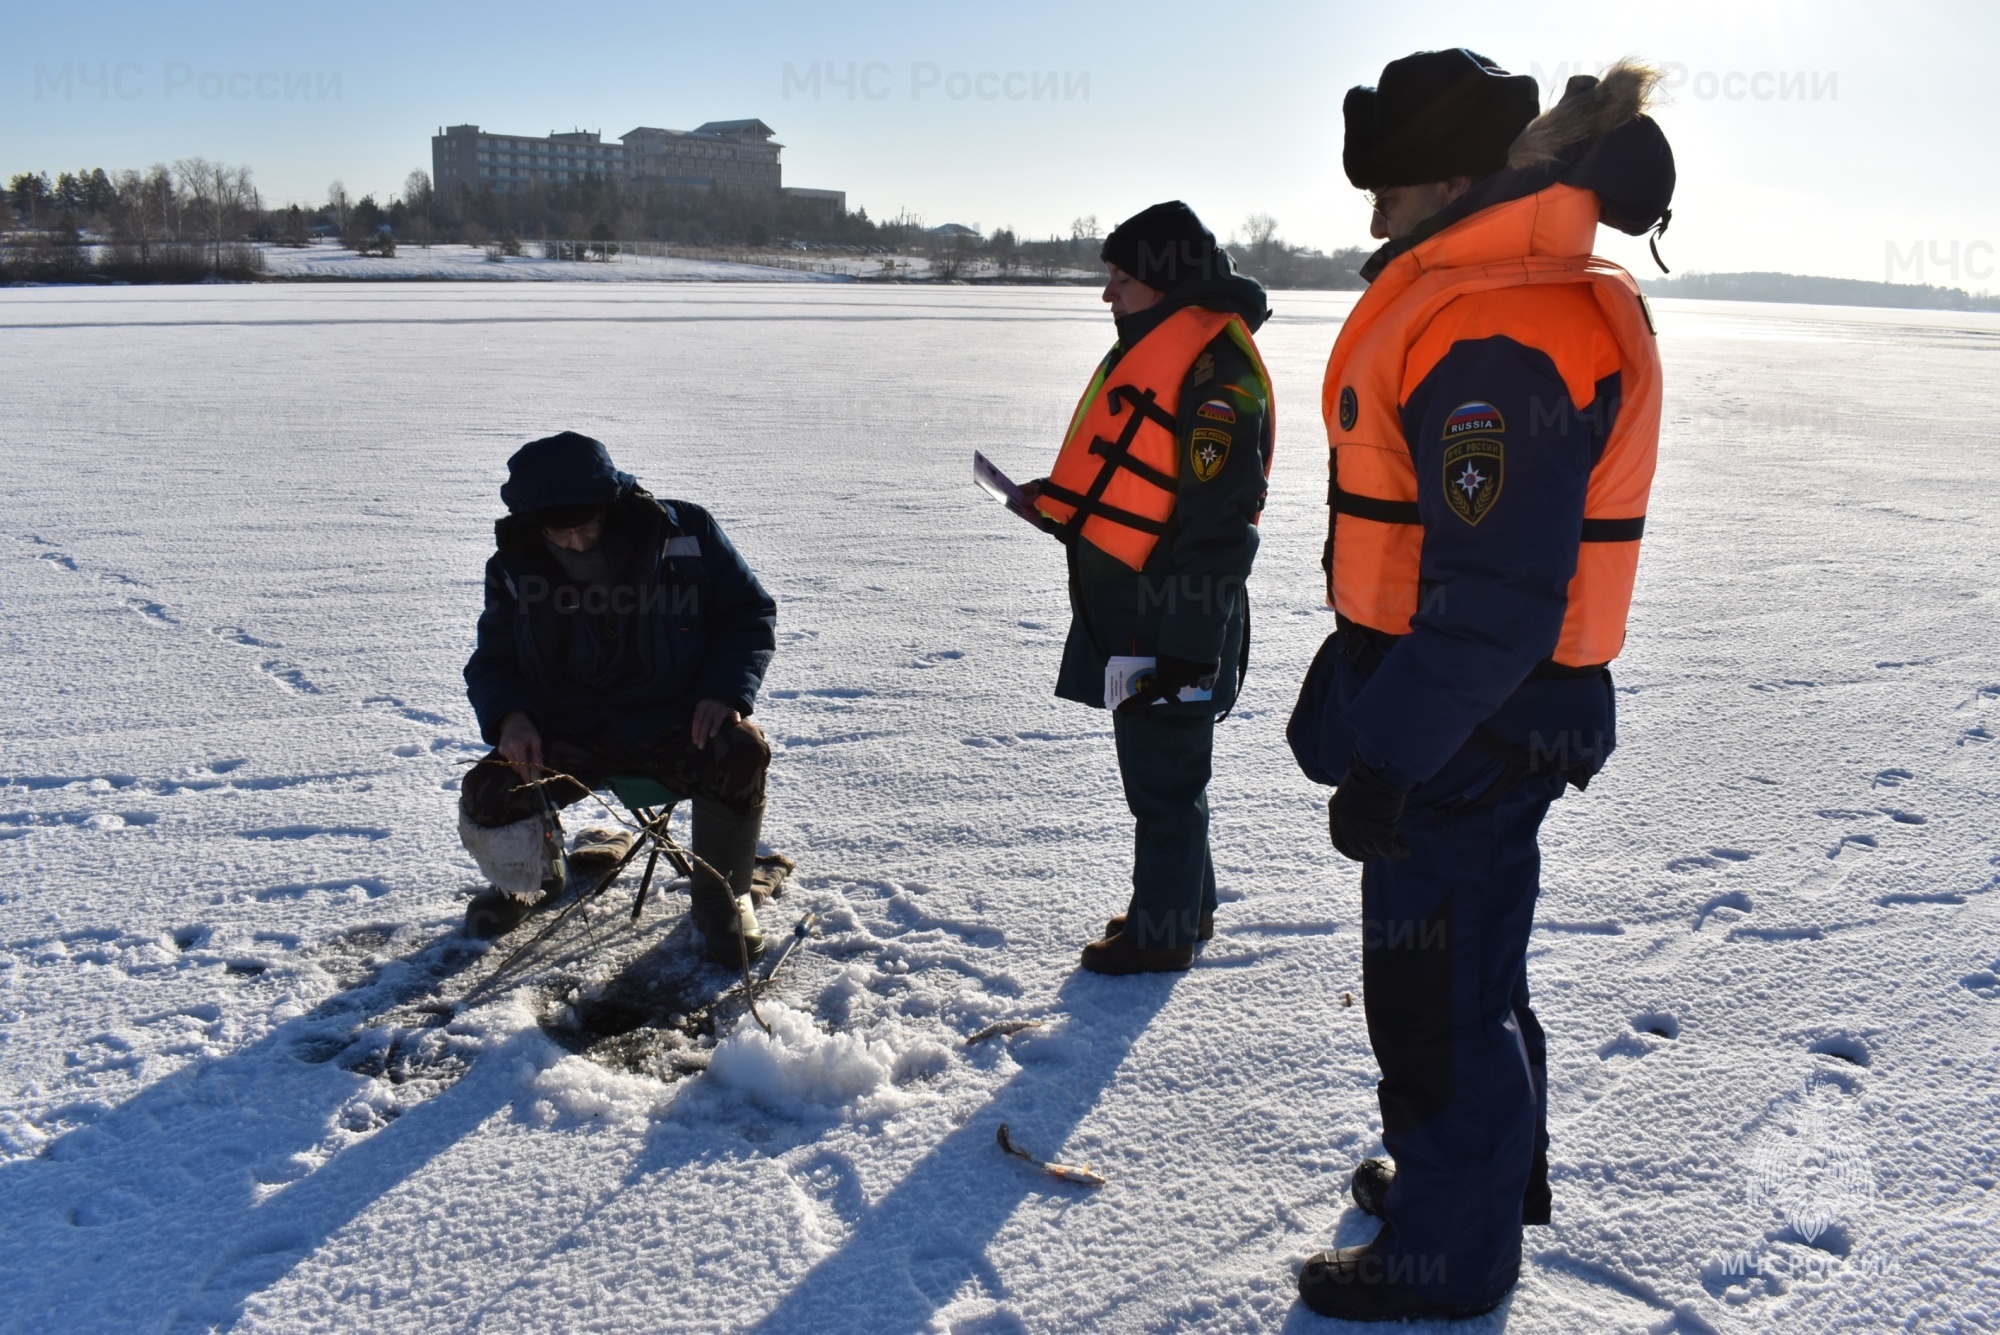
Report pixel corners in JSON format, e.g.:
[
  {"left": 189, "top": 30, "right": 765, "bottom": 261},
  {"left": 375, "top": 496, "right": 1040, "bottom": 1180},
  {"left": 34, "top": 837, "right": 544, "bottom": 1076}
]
[{"left": 1, "top": 282, "right": 1997, "bottom": 1333}]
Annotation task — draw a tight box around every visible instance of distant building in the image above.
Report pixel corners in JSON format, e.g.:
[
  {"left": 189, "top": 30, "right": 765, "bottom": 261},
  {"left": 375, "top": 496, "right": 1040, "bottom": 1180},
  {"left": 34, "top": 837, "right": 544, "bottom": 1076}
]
[
  {"left": 432, "top": 126, "right": 625, "bottom": 195},
  {"left": 622, "top": 120, "right": 780, "bottom": 193},
  {"left": 432, "top": 119, "right": 843, "bottom": 210}
]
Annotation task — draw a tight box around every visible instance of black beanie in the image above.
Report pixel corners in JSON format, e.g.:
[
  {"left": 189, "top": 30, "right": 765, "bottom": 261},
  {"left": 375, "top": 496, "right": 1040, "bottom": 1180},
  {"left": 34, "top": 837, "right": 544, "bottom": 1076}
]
[
  {"left": 1343, "top": 48, "right": 1541, "bottom": 189},
  {"left": 1099, "top": 201, "right": 1222, "bottom": 291}
]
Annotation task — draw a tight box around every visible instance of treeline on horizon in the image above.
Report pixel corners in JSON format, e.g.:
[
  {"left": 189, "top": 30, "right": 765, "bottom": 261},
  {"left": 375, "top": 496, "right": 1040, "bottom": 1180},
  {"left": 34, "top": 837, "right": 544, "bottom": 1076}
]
[
  {"left": 1, "top": 160, "right": 1371, "bottom": 289},
  {"left": 1641, "top": 270, "right": 2000, "bottom": 313}
]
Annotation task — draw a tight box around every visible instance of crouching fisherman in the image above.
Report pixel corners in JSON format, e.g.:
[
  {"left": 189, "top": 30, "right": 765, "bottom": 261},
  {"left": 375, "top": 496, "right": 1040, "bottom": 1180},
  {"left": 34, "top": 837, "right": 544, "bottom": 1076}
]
[
  {"left": 457, "top": 431, "right": 778, "bottom": 964},
  {"left": 1022, "top": 201, "right": 1275, "bottom": 975}
]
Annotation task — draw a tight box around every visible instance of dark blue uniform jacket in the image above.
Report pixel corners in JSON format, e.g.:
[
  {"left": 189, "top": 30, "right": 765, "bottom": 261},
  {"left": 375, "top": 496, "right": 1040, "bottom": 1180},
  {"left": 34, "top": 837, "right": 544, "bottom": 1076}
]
[{"left": 463, "top": 487, "right": 776, "bottom": 749}]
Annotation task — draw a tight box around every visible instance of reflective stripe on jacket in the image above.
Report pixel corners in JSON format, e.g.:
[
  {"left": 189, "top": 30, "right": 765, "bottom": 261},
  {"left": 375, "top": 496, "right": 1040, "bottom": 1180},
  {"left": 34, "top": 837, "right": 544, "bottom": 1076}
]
[{"left": 1320, "top": 182, "right": 1660, "bottom": 667}]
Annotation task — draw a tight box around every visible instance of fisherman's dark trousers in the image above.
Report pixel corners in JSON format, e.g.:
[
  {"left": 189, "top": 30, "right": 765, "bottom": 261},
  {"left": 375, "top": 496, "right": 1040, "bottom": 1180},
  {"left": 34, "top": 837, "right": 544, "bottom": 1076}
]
[
  {"left": 1112, "top": 709, "right": 1218, "bottom": 950},
  {"left": 1360, "top": 764, "right": 1567, "bottom": 1307}
]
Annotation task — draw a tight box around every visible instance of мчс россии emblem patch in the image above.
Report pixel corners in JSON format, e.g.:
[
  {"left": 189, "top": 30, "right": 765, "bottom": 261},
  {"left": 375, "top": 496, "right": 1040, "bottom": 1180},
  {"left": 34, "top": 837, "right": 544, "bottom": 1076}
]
[{"left": 1441, "top": 401, "right": 1504, "bottom": 525}]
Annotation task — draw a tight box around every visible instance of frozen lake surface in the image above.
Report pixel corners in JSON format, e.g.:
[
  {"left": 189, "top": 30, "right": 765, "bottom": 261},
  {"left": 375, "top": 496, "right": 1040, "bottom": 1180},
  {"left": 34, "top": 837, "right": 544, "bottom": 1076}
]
[{"left": 2, "top": 283, "right": 1997, "bottom": 1332}]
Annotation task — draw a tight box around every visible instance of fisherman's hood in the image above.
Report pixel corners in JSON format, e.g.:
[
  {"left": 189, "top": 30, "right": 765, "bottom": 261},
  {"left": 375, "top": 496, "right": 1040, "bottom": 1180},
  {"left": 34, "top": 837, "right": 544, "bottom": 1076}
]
[{"left": 498, "top": 431, "right": 636, "bottom": 517}]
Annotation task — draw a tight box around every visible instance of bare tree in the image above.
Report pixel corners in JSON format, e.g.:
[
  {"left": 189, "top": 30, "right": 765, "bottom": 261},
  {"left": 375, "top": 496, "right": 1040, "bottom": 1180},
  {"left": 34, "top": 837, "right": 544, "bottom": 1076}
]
[
  {"left": 327, "top": 180, "right": 350, "bottom": 233},
  {"left": 1240, "top": 213, "right": 1280, "bottom": 262},
  {"left": 174, "top": 159, "right": 258, "bottom": 269},
  {"left": 402, "top": 169, "right": 434, "bottom": 249}
]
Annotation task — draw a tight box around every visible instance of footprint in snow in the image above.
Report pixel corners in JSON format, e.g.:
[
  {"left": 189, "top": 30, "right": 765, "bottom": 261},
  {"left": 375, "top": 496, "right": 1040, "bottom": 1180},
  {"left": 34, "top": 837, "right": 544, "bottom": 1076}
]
[
  {"left": 1959, "top": 968, "right": 2000, "bottom": 999},
  {"left": 362, "top": 695, "right": 452, "bottom": 727},
  {"left": 1666, "top": 848, "right": 1755, "bottom": 873},
  {"left": 126, "top": 599, "right": 177, "bottom": 625},
  {"left": 1807, "top": 1034, "right": 1870, "bottom": 1068},
  {"left": 211, "top": 625, "right": 282, "bottom": 649}
]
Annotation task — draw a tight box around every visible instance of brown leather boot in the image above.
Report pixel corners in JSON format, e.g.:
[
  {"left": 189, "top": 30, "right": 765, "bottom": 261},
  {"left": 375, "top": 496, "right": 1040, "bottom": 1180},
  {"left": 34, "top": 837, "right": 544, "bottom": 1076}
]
[
  {"left": 1105, "top": 911, "right": 1214, "bottom": 942},
  {"left": 1078, "top": 931, "right": 1194, "bottom": 975}
]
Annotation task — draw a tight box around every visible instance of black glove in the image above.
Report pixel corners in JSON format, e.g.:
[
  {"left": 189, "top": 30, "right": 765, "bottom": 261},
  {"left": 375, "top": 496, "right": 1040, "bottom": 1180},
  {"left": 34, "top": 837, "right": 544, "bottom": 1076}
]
[
  {"left": 1328, "top": 754, "right": 1412, "bottom": 862},
  {"left": 1115, "top": 654, "right": 1217, "bottom": 715}
]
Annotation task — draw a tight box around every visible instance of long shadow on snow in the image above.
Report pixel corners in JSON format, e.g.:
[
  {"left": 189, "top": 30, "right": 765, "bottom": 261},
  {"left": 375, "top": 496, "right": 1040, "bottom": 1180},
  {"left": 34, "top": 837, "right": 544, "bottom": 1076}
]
[
  {"left": 728, "top": 966, "right": 1183, "bottom": 1333},
  {"left": 0, "top": 926, "right": 509, "bottom": 1332}
]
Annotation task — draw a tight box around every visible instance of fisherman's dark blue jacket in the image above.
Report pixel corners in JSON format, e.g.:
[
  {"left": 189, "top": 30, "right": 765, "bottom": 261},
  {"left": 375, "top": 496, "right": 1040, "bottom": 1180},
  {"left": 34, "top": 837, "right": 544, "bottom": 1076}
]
[{"left": 463, "top": 487, "right": 777, "bottom": 749}]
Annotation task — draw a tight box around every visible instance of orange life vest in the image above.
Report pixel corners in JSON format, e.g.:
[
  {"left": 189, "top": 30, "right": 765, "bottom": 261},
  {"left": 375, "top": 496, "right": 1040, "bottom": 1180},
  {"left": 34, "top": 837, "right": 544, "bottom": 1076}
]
[
  {"left": 1321, "top": 182, "right": 1659, "bottom": 667},
  {"left": 1038, "top": 305, "right": 1273, "bottom": 571}
]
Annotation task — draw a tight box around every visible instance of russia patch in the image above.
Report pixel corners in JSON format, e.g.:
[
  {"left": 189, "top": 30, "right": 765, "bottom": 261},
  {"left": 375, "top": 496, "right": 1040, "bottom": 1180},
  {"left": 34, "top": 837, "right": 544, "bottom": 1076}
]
[
  {"left": 1195, "top": 399, "right": 1236, "bottom": 425},
  {"left": 1338, "top": 385, "right": 1358, "bottom": 431},
  {"left": 1443, "top": 401, "right": 1505, "bottom": 439},
  {"left": 1442, "top": 438, "right": 1503, "bottom": 525}
]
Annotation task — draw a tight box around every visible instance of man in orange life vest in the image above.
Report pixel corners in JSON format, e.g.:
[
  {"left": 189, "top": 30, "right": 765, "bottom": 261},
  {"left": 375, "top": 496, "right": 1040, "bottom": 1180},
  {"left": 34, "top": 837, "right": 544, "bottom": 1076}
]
[
  {"left": 1284, "top": 53, "right": 1674, "bottom": 1319},
  {"left": 1021, "top": 201, "right": 1276, "bottom": 976}
]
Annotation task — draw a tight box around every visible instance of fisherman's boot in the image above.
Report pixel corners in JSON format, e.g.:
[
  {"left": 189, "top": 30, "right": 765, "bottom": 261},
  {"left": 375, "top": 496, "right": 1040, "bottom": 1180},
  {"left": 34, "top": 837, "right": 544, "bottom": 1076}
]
[
  {"left": 459, "top": 807, "right": 566, "bottom": 940},
  {"left": 689, "top": 795, "right": 765, "bottom": 966}
]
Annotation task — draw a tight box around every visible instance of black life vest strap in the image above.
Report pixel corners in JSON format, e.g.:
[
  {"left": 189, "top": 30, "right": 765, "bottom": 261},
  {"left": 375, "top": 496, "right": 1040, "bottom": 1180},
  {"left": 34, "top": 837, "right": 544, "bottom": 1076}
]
[
  {"left": 1037, "top": 480, "right": 1172, "bottom": 537},
  {"left": 1053, "top": 383, "right": 1180, "bottom": 546},
  {"left": 1328, "top": 476, "right": 1643, "bottom": 542},
  {"left": 1579, "top": 517, "right": 1645, "bottom": 542}
]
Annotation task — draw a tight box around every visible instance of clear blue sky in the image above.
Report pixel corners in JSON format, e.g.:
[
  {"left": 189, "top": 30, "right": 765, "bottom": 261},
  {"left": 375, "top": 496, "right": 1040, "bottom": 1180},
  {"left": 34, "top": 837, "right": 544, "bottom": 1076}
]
[{"left": 7, "top": 0, "right": 1997, "bottom": 286}]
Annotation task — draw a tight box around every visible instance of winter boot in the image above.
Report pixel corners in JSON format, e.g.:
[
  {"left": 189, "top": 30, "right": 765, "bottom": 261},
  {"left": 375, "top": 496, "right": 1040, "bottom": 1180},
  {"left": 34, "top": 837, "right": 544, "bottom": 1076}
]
[
  {"left": 1345, "top": 1155, "right": 1551, "bottom": 1226},
  {"left": 1105, "top": 910, "right": 1213, "bottom": 942},
  {"left": 689, "top": 795, "right": 765, "bottom": 966},
  {"left": 463, "top": 888, "right": 535, "bottom": 939},
  {"left": 459, "top": 807, "right": 567, "bottom": 939},
  {"left": 1297, "top": 1242, "right": 1510, "bottom": 1321},
  {"left": 1078, "top": 930, "right": 1193, "bottom": 976}
]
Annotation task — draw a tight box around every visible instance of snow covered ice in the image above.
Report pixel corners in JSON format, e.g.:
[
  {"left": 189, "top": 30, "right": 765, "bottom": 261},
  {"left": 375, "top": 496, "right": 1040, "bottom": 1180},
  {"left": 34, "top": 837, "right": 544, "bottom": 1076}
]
[{"left": 1, "top": 282, "right": 1997, "bottom": 1331}]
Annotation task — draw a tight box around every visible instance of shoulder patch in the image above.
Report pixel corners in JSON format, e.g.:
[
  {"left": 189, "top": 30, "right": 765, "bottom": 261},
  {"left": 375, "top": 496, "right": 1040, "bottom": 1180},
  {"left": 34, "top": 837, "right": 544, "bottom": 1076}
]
[
  {"left": 1443, "top": 401, "right": 1505, "bottom": 439},
  {"left": 663, "top": 535, "right": 701, "bottom": 557},
  {"left": 1190, "top": 427, "right": 1232, "bottom": 483},
  {"left": 1191, "top": 351, "right": 1215, "bottom": 385},
  {"left": 1195, "top": 398, "right": 1236, "bottom": 425},
  {"left": 1442, "top": 439, "right": 1503, "bottom": 525},
  {"left": 1338, "top": 385, "right": 1358, "bottom": 432}
]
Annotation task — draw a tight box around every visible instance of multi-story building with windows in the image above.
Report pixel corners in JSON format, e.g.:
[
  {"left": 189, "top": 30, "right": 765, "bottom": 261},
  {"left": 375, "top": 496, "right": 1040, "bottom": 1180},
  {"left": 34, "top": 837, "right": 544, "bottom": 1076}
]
[
  {"left": 432, "top": 127, "right": 625, "bottom": 195},
  {"left": 431, "top": 118, "right": 843, "bottom": 210}
]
